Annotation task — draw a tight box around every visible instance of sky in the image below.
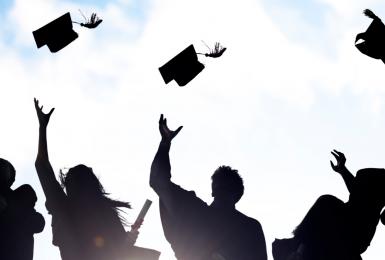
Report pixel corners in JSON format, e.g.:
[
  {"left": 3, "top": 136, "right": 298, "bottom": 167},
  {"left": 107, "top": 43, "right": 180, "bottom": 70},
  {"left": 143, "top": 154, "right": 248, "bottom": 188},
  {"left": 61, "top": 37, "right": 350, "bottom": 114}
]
[{"left": 1, "top": 0, "right": 385, "bottom": 259}]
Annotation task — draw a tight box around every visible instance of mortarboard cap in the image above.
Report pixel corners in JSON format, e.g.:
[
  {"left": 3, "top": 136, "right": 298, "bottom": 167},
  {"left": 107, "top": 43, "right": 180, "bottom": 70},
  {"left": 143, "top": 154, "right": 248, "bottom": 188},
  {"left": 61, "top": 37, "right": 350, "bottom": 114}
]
[
  {"left": 33, "top": 12, "right": 78, "bottom": 53},
  {"left": 356, "top": 9, "right": 385, "bottom": 63},
  {"left": 159, "top": 44, "right": 205, "bottom": 87}
]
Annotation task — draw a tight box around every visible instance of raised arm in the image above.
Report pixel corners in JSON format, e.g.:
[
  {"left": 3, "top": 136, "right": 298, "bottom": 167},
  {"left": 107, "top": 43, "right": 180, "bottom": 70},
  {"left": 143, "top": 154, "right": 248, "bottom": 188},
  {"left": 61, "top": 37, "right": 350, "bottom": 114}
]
[
  {"left": 150, "top": 114, "right": 182, "bottom": 203},
  {"left": 330, "top": 150, "right": 355, "bottom": 193},
  {"left": 34, "top": 98, "right": 62, "bottom": 200}
]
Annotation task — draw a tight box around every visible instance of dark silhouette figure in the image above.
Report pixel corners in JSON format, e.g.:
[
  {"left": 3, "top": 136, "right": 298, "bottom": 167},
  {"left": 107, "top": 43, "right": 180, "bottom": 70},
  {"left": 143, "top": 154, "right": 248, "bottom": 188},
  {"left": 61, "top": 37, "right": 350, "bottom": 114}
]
[
  {"left": 0, "top": 158, "right": 45, "bottom": 260},
  {"left": 356, "top": 9, "right": 385, "bottom": 63},
  {"left": 273, "top": 150, "right": 385, "bottom": 260},
  {"left": 150, "top": 114, "right": 267, "bottom": 260},
  {"left": 33, "top": 98, "right": 160, "bottom": 260}
]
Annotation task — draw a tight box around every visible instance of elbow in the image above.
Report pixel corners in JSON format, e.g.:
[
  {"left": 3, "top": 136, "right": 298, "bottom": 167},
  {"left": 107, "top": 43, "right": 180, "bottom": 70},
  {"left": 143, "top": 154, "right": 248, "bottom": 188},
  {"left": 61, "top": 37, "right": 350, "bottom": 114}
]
[
  {"left": 149, "top": 172, "right": 168, "bottom": 192},
  {"left": 35, "top": 157, "right": 49, "bottom": 172},
  {"left": 149, "top": 174, "right": 158, "bottom": 190},
  {"left": 35, "top": 158, "right": 44, "bottom": 170},
  {"left": 34, "top": 158, "right": 41, "bottom": 170}
]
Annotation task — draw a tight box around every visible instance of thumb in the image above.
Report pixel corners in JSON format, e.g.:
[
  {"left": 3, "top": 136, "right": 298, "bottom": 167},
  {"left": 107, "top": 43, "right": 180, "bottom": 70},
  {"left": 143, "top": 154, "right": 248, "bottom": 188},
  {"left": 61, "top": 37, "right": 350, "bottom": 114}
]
[
  {"left": 48, "top": 108, "right": 55, "bottom": 116},
  {"left": 174, "top": 126, "right": 183, "bottom": 136},
  {"left": 330, "top": 161, "right": 336, "bottom": 170}
]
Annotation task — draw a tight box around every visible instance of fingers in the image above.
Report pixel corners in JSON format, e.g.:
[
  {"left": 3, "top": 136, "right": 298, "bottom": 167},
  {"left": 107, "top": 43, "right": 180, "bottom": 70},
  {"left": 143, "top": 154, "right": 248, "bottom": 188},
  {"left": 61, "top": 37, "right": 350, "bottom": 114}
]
[
  {"left": 330, "top": 160, "right": 336, "bottom": 169},
  {"left": 334, "top": 150, "right": 346, "bottom": 160},
  {"left": 333, "top": 149, "right": 342, "bottom": 156},
  {"left": 173, "top": 126, "right": 183, "bottom": 137},
  {"left": 159, "top": 114, "right": 167, "bottom": 127},
  {"left": 331, "top": 149, "right": 346, "bottom": 163},
  {"left": 34, "top": 98, "right": 39, "bottom": 110},
  {"left": 331, "top": 150, "right": 339, "bottom": 160},
  {"left": 48, "top": 108, "right": 55, "bottom": 116}
]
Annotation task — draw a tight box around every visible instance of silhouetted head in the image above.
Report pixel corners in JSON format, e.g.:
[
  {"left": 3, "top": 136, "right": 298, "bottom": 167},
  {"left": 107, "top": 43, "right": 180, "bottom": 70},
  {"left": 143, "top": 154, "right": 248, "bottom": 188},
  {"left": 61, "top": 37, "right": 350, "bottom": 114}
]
[
  {"left": 0, "top": 158, "right": 15, "bottom": 192},
  {"left": 60, "top": 164, "right": 105, "bottom": 199},
  {"left": 60, "top": 164, "right": 130, "bottom": 222},
  {"left": 351, "top": 168, "right": 385, "bottom": 207},
  {"left": 211, "top": 166, "right": 244, "bottom": 205}
]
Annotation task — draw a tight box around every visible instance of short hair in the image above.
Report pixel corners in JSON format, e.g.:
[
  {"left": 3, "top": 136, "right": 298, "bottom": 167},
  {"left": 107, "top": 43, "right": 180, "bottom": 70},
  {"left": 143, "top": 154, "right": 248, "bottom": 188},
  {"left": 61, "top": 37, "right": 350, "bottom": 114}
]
[
  {"left": 0, "top": 158, "right": 16, "bottom": 187},
  {"left": 211, "top": 165, "right": 244, "bottom": 203}
]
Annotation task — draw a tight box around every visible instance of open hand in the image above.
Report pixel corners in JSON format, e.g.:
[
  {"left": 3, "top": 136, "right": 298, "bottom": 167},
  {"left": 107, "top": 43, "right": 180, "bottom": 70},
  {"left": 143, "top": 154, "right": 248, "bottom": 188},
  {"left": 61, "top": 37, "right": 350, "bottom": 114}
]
[
  {"left": 159, "top": 114, "right": 183, "bottom": 142},
  {"left": 330, "top": 149, "right": 346, "bottom": 173},
  {"left": 34, "top": 98, "right": 54, "bottom": 128}
]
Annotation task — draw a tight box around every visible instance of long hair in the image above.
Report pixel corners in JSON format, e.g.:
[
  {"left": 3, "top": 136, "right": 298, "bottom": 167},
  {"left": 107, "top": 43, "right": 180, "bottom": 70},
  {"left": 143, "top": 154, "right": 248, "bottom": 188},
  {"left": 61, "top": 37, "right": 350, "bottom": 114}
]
[{"left": 59, "top": 164, "right": 131, "bottom": 225}]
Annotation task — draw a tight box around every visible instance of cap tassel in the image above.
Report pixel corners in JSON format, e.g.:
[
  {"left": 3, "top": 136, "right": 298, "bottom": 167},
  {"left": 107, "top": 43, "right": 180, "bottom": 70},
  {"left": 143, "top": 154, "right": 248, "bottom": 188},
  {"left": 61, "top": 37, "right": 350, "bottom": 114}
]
[
  {"left": 73, "top": 10, "right": 103, "bottom": 29},
  {"left": 197, "top": 42, "right": 227, "bottom": 58}
]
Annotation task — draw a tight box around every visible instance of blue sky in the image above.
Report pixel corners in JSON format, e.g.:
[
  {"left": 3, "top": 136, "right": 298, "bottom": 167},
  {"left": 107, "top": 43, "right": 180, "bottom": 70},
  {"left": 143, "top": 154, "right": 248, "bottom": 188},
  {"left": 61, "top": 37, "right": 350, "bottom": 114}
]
[{"left": 2, "top": 0, "right": 385, "bottom": 260}]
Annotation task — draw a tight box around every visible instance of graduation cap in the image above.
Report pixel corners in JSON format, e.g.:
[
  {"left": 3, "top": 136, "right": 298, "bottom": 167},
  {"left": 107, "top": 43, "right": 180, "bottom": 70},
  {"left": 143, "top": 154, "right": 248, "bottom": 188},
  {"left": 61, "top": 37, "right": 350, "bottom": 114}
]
[
  {"left": 33, "top": 11, "right": 102, "bottom": 53},
  {"left": 355, "top": 9, "right": 385, "bottom": 63},
  {"left": 159, "top": 42, "right": 226, "bottom": 87},
  {"left": 33, "top": 12, "right": 78, "bottom": 53}
]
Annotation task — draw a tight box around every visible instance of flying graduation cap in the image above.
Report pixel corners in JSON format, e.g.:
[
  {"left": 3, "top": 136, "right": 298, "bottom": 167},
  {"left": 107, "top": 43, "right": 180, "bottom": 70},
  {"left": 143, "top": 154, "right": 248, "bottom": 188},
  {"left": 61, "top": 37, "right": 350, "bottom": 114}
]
[
  {"left": 355, "top": 9, "right": 385, "bottom": 63},
  {"left": 33, "top": 11, "right": 102, "bottom": 53},
  {"left": 159, "top": 42, "right": 226, "bottom": 87}
]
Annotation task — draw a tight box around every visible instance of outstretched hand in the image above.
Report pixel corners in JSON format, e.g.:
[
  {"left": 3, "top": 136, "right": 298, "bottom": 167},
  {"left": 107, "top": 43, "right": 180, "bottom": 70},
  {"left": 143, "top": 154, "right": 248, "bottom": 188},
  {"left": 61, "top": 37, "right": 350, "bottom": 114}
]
[
  {"left": 159, "top": 114, "right": 183, "bottom": 143},
  {"left": 330, "top": 149, "right": 346, "bottom": 173},
  {"left": 34, "top": 98, "right": 54, "bottom": 128}
]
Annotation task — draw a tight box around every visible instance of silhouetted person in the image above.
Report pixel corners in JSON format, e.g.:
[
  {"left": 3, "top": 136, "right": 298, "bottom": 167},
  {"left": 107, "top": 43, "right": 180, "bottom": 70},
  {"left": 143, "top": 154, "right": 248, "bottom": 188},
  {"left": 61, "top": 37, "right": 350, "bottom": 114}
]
[
  {"left": 33, "top": 98, "right": 160, "bottom": 260},
  {"left": 150, "top": 114, "right": 267, "bottom": 260},
  {"left": 273, "top": 150, "right": 385, "bottom": 260},
  {"left": 0, "top": 158, "right": 45, "bottom": 260},
  {"left": 355, "top": 9, "right": 385, "bottom": 63}
]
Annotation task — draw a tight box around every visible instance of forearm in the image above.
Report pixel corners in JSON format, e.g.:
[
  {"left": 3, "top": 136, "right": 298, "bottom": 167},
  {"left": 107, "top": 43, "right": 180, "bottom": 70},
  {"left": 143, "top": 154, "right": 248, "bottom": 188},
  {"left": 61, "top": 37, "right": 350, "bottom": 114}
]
[
  {"left": 339, "top": 167, "right": 355, "bottom": 193},
  {"left": 150, "top": 139, "right": 172, "bottom": 191},
  {"left": 35, "top": 125, "right": 58, "bottom": 197},
  {"left": 36, "top": 126, "right": 49, "bottom": 162}
]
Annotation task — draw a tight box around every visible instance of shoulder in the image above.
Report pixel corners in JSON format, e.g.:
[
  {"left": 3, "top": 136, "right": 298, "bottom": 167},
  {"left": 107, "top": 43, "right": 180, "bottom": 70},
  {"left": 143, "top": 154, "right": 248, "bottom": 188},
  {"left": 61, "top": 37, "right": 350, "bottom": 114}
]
[
  {"left": 170, "top": 183, "right": 207, "bottom": 205},
  {"left": 236, "top": 210, "right": 263, "bottom": 230}
]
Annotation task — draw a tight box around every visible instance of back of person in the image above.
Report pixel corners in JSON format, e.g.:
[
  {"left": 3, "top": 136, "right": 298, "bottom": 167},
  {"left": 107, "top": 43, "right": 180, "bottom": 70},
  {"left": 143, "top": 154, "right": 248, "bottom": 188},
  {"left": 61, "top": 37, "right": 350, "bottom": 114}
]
[
  {"left": 207, "top": 208, "right": 265, "bottom": 260},
  {"left": 48, "top": 195, "right": 128, "bottom": 260},
  {"left": 0, "top": 184, "right": 45, "bottom": 260},
  {"left": 161, "top": 195, "right": 265, "bottom": 260},
  {"left": 347, "top": 169, "right": 385, "bottom": 255}
]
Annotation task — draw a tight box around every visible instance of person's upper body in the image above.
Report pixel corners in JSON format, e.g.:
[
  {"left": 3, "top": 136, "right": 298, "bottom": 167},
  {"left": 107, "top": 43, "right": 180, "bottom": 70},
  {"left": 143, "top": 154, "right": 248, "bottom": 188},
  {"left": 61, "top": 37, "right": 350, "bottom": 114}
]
[
  {"left": 330, "top": 151, "right": 385, "bottom": 255},
  {"left": 33, "top": 98, "right": 157, "bottom": 260},
  {"left": 0, "top": 158, "right": 45, "bottom": 260},
  {"left": 273, "top": 150, "right": 385, "bottom": 260},
  {"left": 150, "top": 114, "right": 267, "bottom": 260},
  {"left": 43, "top": 165, "right": 133, "bottom": 260}
]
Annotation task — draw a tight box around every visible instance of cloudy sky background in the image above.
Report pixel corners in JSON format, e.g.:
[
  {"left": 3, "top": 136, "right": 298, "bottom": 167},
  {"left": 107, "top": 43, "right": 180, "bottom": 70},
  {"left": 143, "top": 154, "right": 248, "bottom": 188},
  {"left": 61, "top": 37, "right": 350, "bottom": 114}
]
[{"left": 1, "top": 0, "right": 385, "bottom": 259}]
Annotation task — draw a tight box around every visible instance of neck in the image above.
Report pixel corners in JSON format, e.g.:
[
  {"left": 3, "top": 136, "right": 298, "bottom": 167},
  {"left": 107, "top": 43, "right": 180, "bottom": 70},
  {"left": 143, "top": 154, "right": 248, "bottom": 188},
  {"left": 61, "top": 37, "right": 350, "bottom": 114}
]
[{"left": 211, "top": 199, "right": 236, "bottom": 209}]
